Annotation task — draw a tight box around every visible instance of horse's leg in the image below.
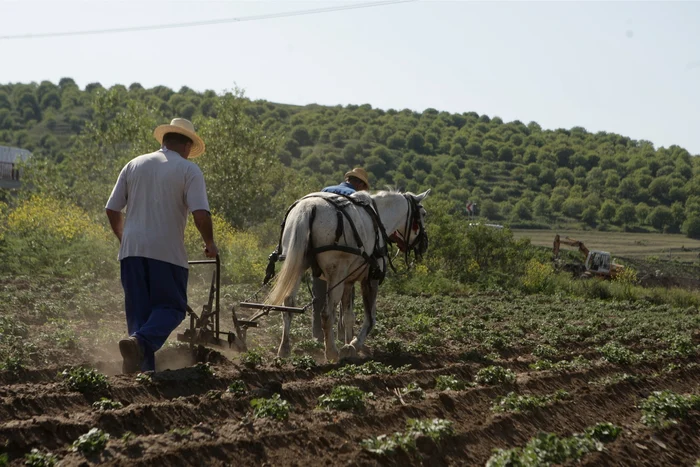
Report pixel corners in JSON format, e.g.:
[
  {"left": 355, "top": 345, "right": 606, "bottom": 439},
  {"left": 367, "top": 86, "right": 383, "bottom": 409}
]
[
  {"left": 349, "top": 278, "right": 378, "bottom": 354},
  {"left": 321, "top": 281, "right": 343, "bottom": 362},
  {"left": 311, "top": 276, "right": 326, "bottom": 342},
  {"left": 341, "top": 283, "right": 354, "bottom": 345},
  {"left": 337, "top": 293, "right": 344, "bottom": 343},
  {"left": 277, "top": 292, "right": 299, "bottom": 358}
]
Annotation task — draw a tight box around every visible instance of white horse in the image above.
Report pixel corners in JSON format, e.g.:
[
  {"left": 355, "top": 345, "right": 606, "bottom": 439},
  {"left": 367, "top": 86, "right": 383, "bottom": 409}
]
[{"left": 265, "top": 189, "right": 430, "bottom": 362}]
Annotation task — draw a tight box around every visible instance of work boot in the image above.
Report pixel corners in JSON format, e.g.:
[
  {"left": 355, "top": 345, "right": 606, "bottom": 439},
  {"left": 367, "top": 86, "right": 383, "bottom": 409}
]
[{"left": 119, "top": 336, "right": 144, "bottom": 374}]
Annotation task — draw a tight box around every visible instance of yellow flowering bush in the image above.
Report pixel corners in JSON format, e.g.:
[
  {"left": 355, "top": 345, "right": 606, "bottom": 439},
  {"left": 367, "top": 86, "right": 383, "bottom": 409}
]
[
  {"left": 0, "top": 195, "right": 116, "bottom": 277},
  {"left": 522, "top": 258, "right": 556, "bottom": 294},
  {"left": 184, "top": 212, "right": 266, "bottom": 284}
]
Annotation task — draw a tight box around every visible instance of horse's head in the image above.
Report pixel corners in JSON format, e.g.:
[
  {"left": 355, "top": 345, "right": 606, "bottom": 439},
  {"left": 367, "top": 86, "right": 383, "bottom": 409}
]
[{"left": 389, "top": 189, "right": 430, "bottom": 260}]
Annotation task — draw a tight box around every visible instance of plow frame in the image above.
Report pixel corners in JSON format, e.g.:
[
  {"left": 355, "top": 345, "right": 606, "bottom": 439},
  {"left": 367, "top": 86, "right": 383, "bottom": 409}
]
[{"left": 175, "top": 255, "right": 306, "bottom": 352}]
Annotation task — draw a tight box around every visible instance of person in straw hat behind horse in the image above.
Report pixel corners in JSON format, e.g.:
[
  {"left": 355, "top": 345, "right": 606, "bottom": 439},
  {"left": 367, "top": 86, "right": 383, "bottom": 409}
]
[
  {"left": 310, "top": 167, "right": 371, "bottom": 341},
  {"left": 105, "top": 118, "right": 219, "bottom": 374}
]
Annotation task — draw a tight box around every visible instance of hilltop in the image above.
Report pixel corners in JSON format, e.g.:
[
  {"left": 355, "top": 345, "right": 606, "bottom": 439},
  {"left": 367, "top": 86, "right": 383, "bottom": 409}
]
[{"left": 1, "top": 78, "right": 699, "bottom": 236}]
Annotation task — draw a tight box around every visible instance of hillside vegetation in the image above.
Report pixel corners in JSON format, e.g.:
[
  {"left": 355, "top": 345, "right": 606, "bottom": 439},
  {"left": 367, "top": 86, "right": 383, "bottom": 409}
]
[{"left": 1, "top": 79, "right": 699, "bottom": 238}]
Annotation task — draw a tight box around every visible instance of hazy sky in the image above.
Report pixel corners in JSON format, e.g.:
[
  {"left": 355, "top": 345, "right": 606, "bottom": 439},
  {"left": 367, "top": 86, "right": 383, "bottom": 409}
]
[{"left": 2, "top": 0, "right": 699, "bottom": 154}]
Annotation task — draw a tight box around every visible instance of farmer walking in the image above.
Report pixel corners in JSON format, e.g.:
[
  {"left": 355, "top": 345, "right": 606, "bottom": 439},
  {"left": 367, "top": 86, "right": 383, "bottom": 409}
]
[
  {"left": 105, "top": 118, "right": 218, "bottom": 374},
  {"left": 312, "top": 167, "right": 370, "bottom": 341}
]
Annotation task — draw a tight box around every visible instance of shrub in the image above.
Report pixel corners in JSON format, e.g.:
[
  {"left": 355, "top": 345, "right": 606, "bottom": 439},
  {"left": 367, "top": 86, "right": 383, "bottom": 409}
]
[
  {"left": 185, "top": 212, "right": 266, "bottom": 284},
  {"left": 61, "top": 367, "right": 110, "bottom": 393},
  {"left": 475, "top": 366, "right": 517, "bottom": 385},
  {"left": 71, "top": 428, "right": 109, "bottom": 455},
  {"left": 360, "top": 418, "right": 454, "bottom": 456},
  {"left": 639, "top": 390, "right": 700, "bottom": 428},
  {"left": 291, "top": 355, "right": 317, "bottom": 370},
  {"left": 326, "top": 361, "right": 410, "bottom": 378},
  {"left": 318, "top": 385, "right": 370, "bottom": 412},
  {"left": 24, "top": 449, "right": 59, "bottom": 467},
  {"left": 435, "top": 374, "right": 469, "bottom": 391},
  {"left": 227, "top": 380, "right": 248, "bottom": 396},
  {"left": 492, "top": 390, "right": 570, "bottom": 413},
  {"left": 251, "top": 393, "right": 290, "bottom": 421},
  {"left": 241, "top": 349, "right": 265, "bottom": 369},
  {"left": 522, "top": 259, "right": 556, "bottom": 294},
  {"left": 0, "top": 196, "right": 116, "bottom": 277},
  {"left": 598, "top": 342, "right": 638, "bottom": 365},
  {"left": 92, "top": 398, "right": 123, "bottom": 411},
  {"left": 486, "top": 424, "right": 621, "bottom": 467}
]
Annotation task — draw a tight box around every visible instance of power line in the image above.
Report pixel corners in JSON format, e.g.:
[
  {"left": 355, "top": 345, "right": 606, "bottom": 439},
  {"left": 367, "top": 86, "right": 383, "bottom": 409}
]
[{"left": 0, "top": 0, "right": 417, "bottom": 41}]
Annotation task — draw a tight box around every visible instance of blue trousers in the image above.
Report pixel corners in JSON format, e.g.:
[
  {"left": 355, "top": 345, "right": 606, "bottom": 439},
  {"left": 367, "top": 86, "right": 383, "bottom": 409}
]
[{"left": 120, "top": 256, "right": 188, "bottom": 371}]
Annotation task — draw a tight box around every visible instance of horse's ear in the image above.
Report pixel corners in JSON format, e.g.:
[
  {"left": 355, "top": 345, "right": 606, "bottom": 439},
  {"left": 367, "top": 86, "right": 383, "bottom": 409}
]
[{"left": 415, "top": 189, "right": 431, "bottom": 202}]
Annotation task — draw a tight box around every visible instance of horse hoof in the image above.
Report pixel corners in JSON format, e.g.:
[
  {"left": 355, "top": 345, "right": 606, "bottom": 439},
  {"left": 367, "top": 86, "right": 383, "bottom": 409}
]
[{"left": 339, "top": 345, "right": 357, "bottom": 360}]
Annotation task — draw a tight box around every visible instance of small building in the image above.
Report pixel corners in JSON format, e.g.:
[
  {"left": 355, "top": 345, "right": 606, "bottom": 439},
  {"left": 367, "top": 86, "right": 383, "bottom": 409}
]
[{"left": 0, "top": 146, "right": 32, "bottom": 189}]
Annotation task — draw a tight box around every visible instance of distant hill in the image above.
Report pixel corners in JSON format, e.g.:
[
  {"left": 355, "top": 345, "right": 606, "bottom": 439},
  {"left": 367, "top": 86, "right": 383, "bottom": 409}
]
[{"left": 1, "top": 78, "right": 699, "bottom": 235}]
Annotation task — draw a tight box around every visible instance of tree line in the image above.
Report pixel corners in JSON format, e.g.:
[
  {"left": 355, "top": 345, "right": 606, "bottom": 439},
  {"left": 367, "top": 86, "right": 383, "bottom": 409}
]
[{"left": 1, "top": 78, "right": 699, "bottom": 238}]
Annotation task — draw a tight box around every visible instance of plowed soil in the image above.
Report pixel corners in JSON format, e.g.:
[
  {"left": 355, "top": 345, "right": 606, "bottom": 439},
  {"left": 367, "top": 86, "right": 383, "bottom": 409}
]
[
  {"left": 3, "top": 275, "right": 700, "bottom": 466},
  {"left": 2, "top": 346, "right": 700, "bottom": 466}
]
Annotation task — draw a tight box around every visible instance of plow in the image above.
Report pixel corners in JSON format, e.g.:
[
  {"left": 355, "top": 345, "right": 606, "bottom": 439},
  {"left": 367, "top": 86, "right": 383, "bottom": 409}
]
[{"left": 175, "top": 255, "right": 305, "bottom": 353}]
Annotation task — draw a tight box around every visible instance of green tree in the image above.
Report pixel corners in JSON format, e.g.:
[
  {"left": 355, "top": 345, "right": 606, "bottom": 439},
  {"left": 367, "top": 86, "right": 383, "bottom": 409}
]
[
  {"left": 615, "top": 202, "right": 637, "bottom": 228},
  {"left": 581, "top": 206, "right": 598, "bottom": 226},
  {"left": 683, "top": 215, "right": 700, "bottom": 239},
  {"left": 647, "top": 205, "right": 674, "bottom": 232},
  {"left": 636, "top": 202, "right": 651, "bottom": 225},
  {"left": 195, "top": 91, "right": 284, "bottom": 227},
  {"left": 533, "top": 195, "right": 552, "bottom": 218},
  {"left": 562, "top": 197, "right": 585, "bottom": 218},
  {"left": 406, "top": 130, "right": 425, "bottom": 153},
  {"left": 599, "top": 200, "right": 617, "bottom": 224},
  {"left": 512, "top": 199, "right": 532, "bottom": 220}
]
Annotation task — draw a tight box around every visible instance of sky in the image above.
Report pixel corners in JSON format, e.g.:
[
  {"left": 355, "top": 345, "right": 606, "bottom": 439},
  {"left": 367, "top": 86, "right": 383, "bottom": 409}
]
[{"left": 1, "top": 0, "right": 699, "bottom": 155}]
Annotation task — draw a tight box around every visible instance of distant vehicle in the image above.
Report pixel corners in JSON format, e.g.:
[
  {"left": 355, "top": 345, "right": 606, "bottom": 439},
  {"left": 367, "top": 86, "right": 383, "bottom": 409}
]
[
  {"left": 468, "top": 222, "right": 504, "bottom": 229},
  {"left": 553, "top": 234, "right": 625, "bottom": 279}
]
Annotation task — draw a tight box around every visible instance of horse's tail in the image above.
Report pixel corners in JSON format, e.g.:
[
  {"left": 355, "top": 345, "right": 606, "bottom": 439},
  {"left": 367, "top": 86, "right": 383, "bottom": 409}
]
[{"left": 265, "top": 205, "right": 311, "bottom": 306}]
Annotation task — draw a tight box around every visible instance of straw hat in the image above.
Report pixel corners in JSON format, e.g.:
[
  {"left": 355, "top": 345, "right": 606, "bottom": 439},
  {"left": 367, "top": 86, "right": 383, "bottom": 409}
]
[
  {"left": 344, "top": 167, "right": 370, "bottom": 188},
  {"left": 153, "top": 118, "right": 206, "bottom": 158}
]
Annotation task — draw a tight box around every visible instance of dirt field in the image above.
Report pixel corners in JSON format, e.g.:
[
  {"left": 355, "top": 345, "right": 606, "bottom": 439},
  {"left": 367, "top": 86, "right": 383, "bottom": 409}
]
[{"left": 2, "top": 277, "right": 700, "bottom": 466}]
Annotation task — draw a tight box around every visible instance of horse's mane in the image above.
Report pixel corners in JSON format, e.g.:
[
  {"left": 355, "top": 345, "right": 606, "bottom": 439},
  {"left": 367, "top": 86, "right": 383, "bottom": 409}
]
[{"left": 373, "top": 186, "right": 415, "bottom": 197}]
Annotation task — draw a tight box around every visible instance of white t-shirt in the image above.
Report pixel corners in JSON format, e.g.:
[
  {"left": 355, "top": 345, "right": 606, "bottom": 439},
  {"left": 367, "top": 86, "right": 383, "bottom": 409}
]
[{"left": 105, "top": 148, "right": 210, "bottom": 269}]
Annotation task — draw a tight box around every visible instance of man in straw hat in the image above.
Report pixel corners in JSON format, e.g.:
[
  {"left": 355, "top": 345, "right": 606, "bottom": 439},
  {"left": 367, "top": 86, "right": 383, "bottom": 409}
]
[
  {"left": 321, "top": 167, "right": 370, "bottom": 196},
  {"left": 310, "top": 167, "right": 371, "bottom": 341},
  {"left": 105, "top": 118, "right": 218, "bottom": 374}
]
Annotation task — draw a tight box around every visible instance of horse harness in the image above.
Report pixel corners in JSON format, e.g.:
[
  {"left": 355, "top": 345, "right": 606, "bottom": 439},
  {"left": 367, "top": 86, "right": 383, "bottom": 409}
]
[{"left": 263, "top": 192, "right": 426, "bottom": 289}]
